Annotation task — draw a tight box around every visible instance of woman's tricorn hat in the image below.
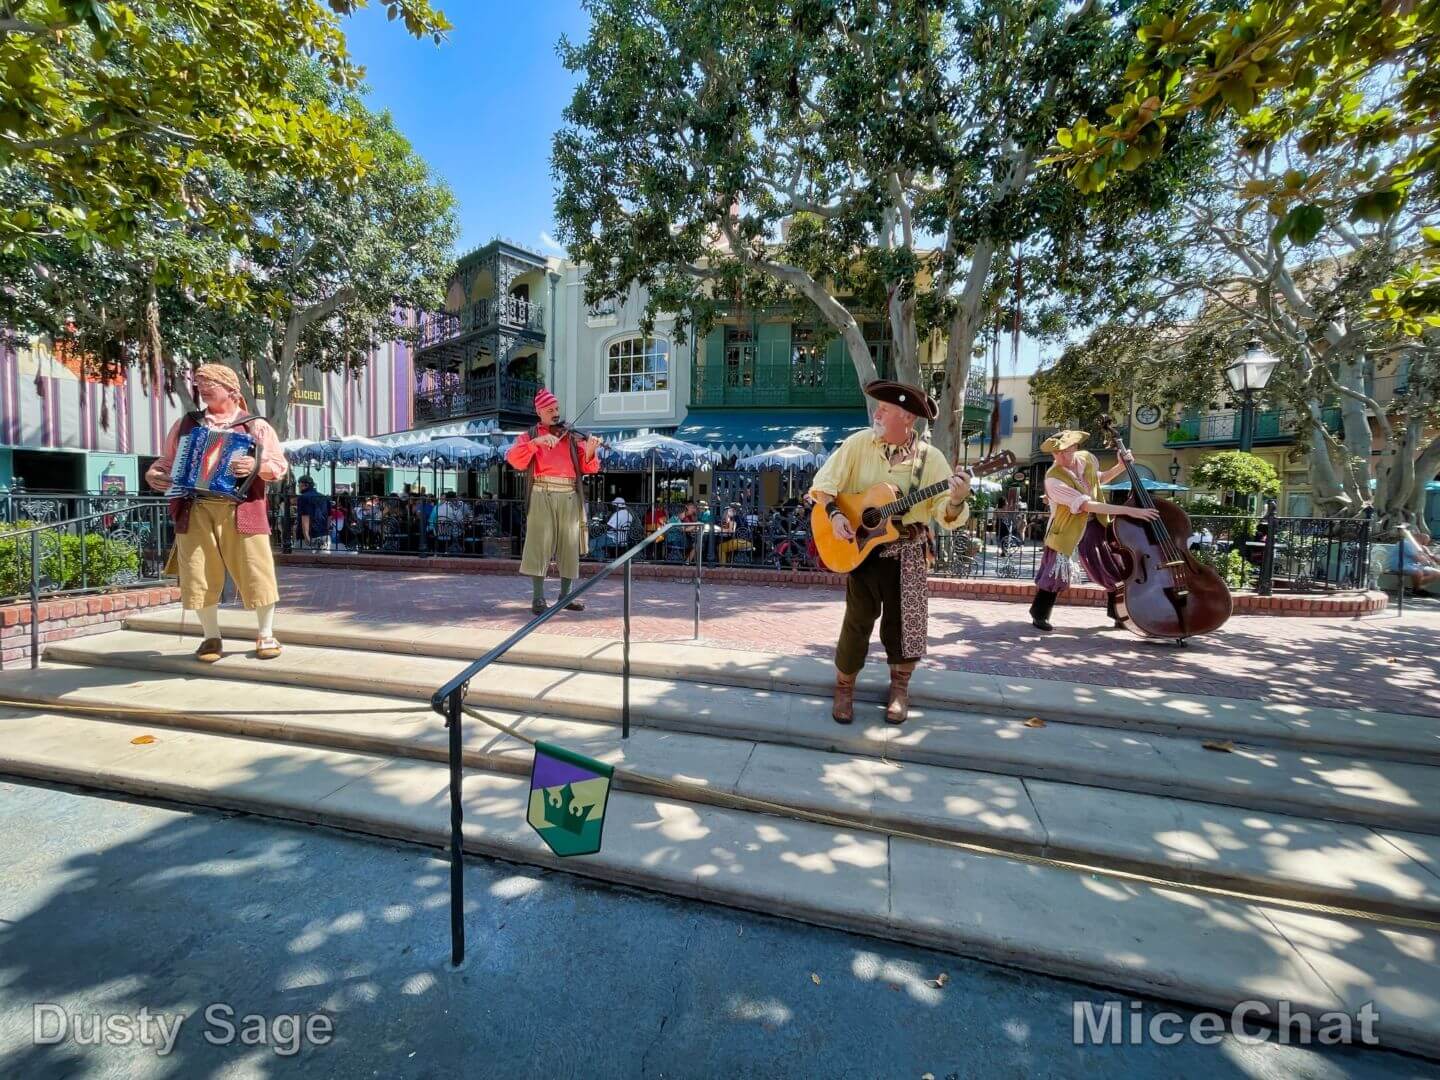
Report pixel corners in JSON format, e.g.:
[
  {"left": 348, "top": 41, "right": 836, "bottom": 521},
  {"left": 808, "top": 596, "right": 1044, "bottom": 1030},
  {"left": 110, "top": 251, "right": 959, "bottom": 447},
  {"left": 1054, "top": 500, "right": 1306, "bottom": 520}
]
[
  {"left": 864, "top": 380, "right": 938, "bottom": 421},
  {"left": 1040, "top": 429, "right": 1089, "bottom": 454}
]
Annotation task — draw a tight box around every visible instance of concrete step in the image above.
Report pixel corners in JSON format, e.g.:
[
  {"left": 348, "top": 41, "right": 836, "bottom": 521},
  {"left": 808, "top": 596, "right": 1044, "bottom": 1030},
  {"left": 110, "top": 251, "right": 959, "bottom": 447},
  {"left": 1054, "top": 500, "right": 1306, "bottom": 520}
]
[
  {"left": 124, "top": 609, "right": 1440, "bottom": 764},
  {"left": 1, "top": 705, "right": 1437, "bottom": 1059},
  {"left": 7, "top": 662, "right": 1440, "bottom": 922},
  {"left": 46, "top": 629, "right": 1440, "bottom": 837}
]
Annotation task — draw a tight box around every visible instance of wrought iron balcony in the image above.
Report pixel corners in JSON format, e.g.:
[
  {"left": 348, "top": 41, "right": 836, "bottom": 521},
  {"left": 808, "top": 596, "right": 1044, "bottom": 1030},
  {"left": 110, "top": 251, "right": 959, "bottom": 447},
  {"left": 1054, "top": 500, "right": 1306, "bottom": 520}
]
[
  {"left": 416, "top": 297, "right": 546, "bottom": 353},
  {"left": 1165, "top": 406, "right": 1342, "bottom": 447},
  {"left": 414, "top": 375, "right": 540, "bottom": 423}
]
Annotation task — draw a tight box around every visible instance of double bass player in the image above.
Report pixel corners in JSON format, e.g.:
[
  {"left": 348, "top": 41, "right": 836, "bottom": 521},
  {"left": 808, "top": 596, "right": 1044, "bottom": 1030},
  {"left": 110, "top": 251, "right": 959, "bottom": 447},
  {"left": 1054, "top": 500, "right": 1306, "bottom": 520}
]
[{"left": 1029, "top": 429, "right": 1158, "bottom": 633}]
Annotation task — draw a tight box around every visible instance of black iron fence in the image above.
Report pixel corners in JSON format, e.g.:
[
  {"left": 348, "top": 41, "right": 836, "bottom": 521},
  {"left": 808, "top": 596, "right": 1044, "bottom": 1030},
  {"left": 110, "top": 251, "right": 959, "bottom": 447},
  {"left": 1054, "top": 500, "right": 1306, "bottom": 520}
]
[
  {"left": 1, "top": 491, "right": 173, "bottom": 528},
  {"left": 268, "top": 493, "right": 1374, "bottom": 595},
  {"left": 1, "top": 504, "right": 178, "bottom": 670}
]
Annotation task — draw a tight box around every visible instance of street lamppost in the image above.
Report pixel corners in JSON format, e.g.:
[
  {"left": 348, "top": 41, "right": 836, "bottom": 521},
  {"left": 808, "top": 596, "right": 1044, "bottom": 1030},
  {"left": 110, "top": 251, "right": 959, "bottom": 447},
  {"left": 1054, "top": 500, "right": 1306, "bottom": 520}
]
[
  {"left": 1168, "top": 456, "right": 1181, "bottom": 484},
  {"left": 1223, "top": 338, "right": 1281, "bottom": 453}
]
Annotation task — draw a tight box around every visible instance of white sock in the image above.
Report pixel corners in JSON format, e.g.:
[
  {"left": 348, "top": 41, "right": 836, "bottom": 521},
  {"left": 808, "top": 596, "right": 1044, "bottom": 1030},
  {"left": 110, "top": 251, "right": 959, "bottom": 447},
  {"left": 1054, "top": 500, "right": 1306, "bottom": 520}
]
[
  {"left": 198, "top": 605, "right": 221, "bottom": 640},
  {"left": 256, "top": 602, "right": 276, "bottom": 640}
]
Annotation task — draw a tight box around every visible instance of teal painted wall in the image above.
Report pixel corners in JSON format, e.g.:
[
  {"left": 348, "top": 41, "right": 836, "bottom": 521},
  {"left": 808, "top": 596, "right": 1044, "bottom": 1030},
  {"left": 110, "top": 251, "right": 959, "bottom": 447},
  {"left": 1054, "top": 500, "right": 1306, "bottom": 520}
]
[
  {"left": 86, "top": 453, "right": 140, "bottom": 494},
  {"left": 0, "top": 449, "right": 12, "bottom": 491}
]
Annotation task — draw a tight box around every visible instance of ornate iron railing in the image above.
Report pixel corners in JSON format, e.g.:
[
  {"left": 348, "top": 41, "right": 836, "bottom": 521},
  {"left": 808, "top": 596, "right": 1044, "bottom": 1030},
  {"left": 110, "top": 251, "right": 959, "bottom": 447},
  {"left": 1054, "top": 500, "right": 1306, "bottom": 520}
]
[
  {"left": 414, "top": 297, "right": 546, "bottom": 352},
  {"left": 1165, "top": 406, "right": 1343, "bottom": 446},
  {"left": 2, "top": 492, "right": 172, "bottom": 528},
  {"left": 271, "top": 494, "right": 1375, "bottom": 598},
  {"left": 1, "top": 504, "right": 178, "bottom": 666},
  {"left": 413, "top": 375, "right": 540, "bottom": 422}
]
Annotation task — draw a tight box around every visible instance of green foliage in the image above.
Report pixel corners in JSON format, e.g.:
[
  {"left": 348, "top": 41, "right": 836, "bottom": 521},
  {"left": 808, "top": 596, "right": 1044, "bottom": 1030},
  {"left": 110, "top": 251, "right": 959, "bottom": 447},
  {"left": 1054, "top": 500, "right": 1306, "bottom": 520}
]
[
  {"left": 552, "top": 0, "right": 1206, "bottom": 450},
  {"left": 1, "top": 75, "right": 458, "bottom": 437},
  {"left": 1190, "top": 451, "right": 1280, "bottom": 497},
  {"left": 1184, "top": 497, "right": 1248, "bottom": 517},
  {"left": 968, "top": 491, "right": 994, "bottom": 516},
  {"left": 0, "top": 524, "right": 140, "bottom": 598},
  {"left": 0, "top": 0, "right": 449, "bottom": 264},
  {"left": 1189, "top": 545, "right": 1248, "bottom": 590},
  {"left": 1046, "top": 0, "right": 1440, "bottom": 334}
]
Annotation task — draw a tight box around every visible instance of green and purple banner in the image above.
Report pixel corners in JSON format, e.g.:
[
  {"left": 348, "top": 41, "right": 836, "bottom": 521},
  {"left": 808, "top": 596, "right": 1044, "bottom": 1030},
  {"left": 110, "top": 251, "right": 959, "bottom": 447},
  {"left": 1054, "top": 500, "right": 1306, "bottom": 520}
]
[{"left": 527, "top": 742, "right": 614, "bottom": 857}]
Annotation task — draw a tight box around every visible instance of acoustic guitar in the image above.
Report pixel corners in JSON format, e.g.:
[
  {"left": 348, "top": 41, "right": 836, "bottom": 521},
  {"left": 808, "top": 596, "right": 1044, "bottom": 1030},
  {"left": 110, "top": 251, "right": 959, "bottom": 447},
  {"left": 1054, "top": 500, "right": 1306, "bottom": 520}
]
[{"left": 811, "top": 450, "right": 1017, "bottom": 573}]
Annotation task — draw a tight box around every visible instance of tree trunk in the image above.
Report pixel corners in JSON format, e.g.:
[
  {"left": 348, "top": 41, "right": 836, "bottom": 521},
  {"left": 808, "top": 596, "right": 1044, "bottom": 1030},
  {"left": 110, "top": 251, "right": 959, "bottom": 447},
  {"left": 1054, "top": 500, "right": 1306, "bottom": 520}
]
[{"left": 933, "top": 238, "right": 998, "bottom": 461}]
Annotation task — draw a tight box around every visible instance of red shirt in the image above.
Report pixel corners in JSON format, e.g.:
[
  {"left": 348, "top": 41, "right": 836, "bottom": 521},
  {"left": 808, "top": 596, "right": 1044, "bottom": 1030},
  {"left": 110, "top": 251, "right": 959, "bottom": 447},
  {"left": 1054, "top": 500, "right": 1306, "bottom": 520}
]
[{"left": 505, "top": 426, "right": 601, "bottom": 480}]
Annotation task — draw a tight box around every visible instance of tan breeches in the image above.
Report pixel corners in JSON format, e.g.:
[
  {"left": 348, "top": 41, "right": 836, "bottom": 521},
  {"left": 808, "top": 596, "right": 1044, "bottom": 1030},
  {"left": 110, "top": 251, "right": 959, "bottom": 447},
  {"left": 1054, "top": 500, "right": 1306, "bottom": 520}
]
[{"left": 175, "top": 499, "right": 279, "bottom": 610}]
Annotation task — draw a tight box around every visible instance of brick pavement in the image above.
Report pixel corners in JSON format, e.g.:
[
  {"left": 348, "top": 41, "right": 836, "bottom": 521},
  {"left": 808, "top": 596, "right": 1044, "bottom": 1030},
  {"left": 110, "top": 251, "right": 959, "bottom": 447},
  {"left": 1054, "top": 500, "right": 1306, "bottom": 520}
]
[{"left": 274, "top": 565, "right": 1440, "bottom": 718}]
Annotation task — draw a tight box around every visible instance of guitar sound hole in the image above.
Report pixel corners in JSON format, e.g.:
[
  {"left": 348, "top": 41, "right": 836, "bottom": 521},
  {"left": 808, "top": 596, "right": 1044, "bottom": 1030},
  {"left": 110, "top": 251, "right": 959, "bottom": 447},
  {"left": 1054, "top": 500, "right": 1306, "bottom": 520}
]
[{"left": 860, "top": 508, "right": 884, "bottom": 530}]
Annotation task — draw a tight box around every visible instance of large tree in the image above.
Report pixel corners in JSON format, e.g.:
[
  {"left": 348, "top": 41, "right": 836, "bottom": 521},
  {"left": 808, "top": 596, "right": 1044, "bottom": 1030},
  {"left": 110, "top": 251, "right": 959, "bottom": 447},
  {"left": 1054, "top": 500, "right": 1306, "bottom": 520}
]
[
  {"left": 1045, "top": 0, "right": 1440, "bottom": 335},
  {"left": 1, "top": 0, "right": 450, "bottom": 271},
  {"left": 1038, "top": 0, "right": 1440, "bottom": 530},
  {"left": 1, "top": 79, "right": 457, "bottom": 440},
  {"left": 1033, "top": 199, "right": 1439, "bottom": 529},
  {"left": 1, "top": 5, "right": 457, "bottom": 436},
  {"left": 231, "top": 89, "right": 458, "bottom": 438},
  {"left": 552, "top": 0, "right": 1204, "bottom": 457}
]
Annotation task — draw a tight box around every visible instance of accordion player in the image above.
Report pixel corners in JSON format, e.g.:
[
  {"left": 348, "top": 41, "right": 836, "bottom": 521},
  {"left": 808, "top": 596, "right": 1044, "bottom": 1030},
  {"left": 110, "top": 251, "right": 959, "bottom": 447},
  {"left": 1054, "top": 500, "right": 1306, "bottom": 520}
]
[{"left": 164, "top": 428, "right": 261, "bottom": 502}]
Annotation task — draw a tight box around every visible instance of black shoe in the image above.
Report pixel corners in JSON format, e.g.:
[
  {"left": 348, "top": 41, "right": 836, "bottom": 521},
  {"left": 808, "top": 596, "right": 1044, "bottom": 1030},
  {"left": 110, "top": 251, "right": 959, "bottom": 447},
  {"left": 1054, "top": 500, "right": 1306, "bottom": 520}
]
[
  {"left": 531, "top": 599, "right": 548, "bottom": 615},
  {"left": 564, "top": 598, "right": 585, "bottom": 612},
  {"left": 1029, "top": 588, "right": 1058, "bottom": 634}
]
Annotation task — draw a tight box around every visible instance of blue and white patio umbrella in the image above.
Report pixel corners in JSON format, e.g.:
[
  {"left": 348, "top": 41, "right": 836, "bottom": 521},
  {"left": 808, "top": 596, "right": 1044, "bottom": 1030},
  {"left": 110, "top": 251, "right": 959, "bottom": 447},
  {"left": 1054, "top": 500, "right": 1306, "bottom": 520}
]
[
  {"left": 329, "top": 436, "right": 395, "bottom": 465},
  {"left": 1102, "top": 477, "right": 1190, "bottom": 492},
  {"left": 733, "top": 445, "right": 828, "bottom": 471},
  {"left": 280, "top": 439, "right": 327, "bottom": 465},
  {"left": 389, "top": 437, "right": 495, "bottom": 468},
  {"left": 604, "top": 434, "right": 721, "bottom": 470},
  {"left": 735, "top": 444, "right": 831, "bottom": 500},
  {"left": 283, "top": 435, "right": 396, "bottom": 466},
  {"left": 605, "top": 434, "right": 720, "bottom": 505}
]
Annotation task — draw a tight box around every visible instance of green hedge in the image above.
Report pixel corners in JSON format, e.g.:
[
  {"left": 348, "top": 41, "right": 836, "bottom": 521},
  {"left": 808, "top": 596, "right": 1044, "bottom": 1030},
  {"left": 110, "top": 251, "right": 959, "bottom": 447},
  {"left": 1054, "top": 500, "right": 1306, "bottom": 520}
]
[
  {"left": 1190, "top": 546, "right": 1249, "bottom": 589},
  {"left": 0, "top": 522, "right": 141, "bottom": 598}
]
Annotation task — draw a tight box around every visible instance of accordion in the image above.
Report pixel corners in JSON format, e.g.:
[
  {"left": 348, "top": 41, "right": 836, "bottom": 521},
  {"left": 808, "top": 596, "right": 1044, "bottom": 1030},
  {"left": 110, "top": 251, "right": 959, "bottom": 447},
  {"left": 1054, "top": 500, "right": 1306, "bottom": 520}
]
[{"left": 165, "top": 428, "right": 258, "bottom": 501}]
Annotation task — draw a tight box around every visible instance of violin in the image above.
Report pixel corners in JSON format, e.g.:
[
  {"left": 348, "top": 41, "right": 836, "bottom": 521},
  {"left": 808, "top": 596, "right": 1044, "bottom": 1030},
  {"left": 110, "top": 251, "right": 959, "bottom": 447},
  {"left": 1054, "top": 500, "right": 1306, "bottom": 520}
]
[
  {"left": 550, "top": 421, "right": 610, "bottom": 450},
  {"left": 1099, "top": 415, "right": 1232, "bottom": 641}
]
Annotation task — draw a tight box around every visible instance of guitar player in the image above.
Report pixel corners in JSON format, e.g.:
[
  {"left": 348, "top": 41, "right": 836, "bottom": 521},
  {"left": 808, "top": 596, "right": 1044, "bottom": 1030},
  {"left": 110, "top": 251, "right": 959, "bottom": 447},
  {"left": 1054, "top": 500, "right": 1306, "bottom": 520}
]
[{"left": 809, "top": 380, "right": 971, "bottom": 726}]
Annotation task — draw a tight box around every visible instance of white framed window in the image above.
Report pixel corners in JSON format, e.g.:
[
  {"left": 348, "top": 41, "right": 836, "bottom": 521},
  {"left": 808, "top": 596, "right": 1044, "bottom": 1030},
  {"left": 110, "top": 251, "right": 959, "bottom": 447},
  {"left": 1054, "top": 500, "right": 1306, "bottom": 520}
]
[{"left": 607, "top": 335, "right": 670, "bottom": 394}]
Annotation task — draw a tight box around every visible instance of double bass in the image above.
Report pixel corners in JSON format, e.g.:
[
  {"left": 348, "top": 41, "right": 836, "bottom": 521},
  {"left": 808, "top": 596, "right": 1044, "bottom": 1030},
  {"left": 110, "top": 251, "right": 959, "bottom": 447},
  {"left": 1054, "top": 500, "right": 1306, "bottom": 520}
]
[{"left": 1100, "top": 416, "right": 1232, "bottom": 641}]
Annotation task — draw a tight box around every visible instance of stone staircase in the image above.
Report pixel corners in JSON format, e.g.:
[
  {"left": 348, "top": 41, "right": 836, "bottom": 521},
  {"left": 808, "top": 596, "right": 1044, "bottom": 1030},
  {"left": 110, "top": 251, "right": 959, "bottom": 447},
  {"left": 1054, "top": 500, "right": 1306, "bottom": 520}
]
[{"left": 2, "top": 609, "right": 1439, "bottom": 1058}]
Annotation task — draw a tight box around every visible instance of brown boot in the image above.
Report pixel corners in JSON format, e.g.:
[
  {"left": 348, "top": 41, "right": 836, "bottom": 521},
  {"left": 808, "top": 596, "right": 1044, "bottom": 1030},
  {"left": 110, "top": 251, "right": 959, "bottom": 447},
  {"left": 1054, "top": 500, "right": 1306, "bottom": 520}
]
[
  {"left": 886, "top": 662, "right": 917, "bottom": 725},
  {"left": 832, "top": 670, "right": 857, "bottom": 725}
]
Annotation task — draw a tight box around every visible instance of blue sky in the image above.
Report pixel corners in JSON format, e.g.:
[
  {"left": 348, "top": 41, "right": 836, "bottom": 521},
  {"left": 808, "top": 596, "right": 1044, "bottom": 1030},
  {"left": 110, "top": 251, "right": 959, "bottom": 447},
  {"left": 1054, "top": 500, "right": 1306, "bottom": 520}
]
[{"left": 343, "top": 3, "right": 591, "bottom": 258}]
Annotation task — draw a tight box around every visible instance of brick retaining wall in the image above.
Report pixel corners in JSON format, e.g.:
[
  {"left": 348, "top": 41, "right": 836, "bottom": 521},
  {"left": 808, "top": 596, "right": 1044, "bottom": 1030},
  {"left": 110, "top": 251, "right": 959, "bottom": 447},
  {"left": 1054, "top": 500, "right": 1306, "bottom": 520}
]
[
  {"left": 1, "top": 585, "right": 181, "bottom": 669},
  {"left": 276, "top": 553, "right": 1387, "bottom": 618}
]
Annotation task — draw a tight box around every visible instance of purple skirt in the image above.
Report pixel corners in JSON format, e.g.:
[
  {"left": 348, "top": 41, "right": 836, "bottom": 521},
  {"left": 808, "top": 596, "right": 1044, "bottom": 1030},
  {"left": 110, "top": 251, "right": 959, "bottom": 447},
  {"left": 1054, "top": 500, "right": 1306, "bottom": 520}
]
[{"left": 1035, "top": 519, "right": 1126, "bottom": 593}]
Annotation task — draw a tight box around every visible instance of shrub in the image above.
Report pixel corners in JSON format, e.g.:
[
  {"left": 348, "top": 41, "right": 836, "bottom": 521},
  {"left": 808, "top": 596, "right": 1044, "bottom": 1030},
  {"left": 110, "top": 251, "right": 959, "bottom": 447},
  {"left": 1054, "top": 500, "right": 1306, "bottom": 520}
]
[
  {"left": 0, "top": 523, "right": 141, "bottom": 598},
  {"left": 1190, "top": 546, "right": 1249, "bottom": 589},
  {"left": 1190, "top": 451, "right": 1281, "bottom": 497}
]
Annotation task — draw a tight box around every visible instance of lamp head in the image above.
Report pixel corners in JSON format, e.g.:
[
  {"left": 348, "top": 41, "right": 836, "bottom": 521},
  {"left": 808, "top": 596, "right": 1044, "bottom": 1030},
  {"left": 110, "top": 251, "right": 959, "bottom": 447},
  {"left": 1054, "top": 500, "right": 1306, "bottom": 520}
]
[{"left": 1224, "top": 338, "right": 1280, "bottom": 394}]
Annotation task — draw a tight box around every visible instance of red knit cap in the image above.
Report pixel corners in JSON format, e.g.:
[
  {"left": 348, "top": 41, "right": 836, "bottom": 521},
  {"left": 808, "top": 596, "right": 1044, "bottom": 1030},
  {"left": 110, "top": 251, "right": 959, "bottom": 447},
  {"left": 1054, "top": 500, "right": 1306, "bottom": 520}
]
[{"left": 535, "top": 388, "right": 558, "bottom": 411}]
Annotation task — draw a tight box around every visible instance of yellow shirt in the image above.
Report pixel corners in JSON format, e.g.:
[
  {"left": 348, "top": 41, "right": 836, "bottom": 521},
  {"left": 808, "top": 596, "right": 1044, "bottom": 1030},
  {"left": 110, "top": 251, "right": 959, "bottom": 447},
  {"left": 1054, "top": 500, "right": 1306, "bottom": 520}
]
[{"left": 809, "top": 430, "right": 969, "bottom": 531}]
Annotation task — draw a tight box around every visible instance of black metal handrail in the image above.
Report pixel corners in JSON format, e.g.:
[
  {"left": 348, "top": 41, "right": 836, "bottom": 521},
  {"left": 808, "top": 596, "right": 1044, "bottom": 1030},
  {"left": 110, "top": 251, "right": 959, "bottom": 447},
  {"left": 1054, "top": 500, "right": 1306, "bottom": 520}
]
[{"left": 429, "top": 519, "right": 705, "bottom": 966}]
